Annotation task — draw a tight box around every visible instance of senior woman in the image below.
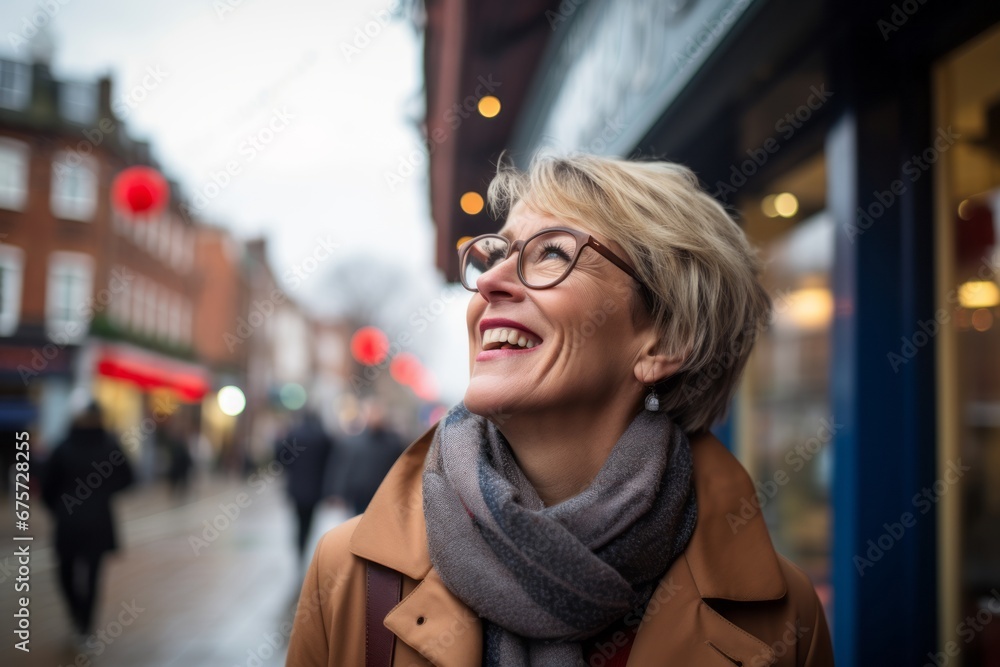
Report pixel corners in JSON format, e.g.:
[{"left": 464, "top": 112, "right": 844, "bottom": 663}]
[{"left": 286, "top": 155, "right": 835, "bottom": 667}]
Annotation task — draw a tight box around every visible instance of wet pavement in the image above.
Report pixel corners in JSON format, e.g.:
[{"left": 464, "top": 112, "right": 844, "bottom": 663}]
[{"left": 1, "top": 475, "right": 351, "bottom": 667}]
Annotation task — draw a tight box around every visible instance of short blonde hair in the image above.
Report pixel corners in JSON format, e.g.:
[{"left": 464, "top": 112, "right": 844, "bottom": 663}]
[{"left": 487, "top": 153, "right": 772, "bottom": 434}]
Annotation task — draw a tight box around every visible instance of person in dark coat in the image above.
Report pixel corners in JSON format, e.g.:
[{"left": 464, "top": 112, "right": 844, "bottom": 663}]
[
  {"left": 275, "top": 410, "right": 334, "bottom": 561},
  {"left": 42, "top": 402, "right": 134, "bottom": 638},
  {"left": 159, "top": 419, "right": 193, "bottom": 498},
  {"left": 335, "top": 405, "right": 406, "bottom": 516}
]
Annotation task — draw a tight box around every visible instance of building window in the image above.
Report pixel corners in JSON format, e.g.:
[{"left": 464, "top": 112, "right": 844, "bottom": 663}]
[
  {"left": 180, "top": 300, "right": 192, "bottom": 345},
  {"left": 157, "top": 287, "right": 170, "bottom": 339},
  {"left": 737, "top": 151, "right": 832, "bottom": 608},
  {"left": 169, "top": 293, "right": 182, "bottom": 342},
  {"left": 46, "top": 252, "right": 94, "bottom": 342},
  {"left": 936, "top": 24, "right": 1000, "bottom": 664},
  {"left": 159, "top": 216, "right": 173, "bottom": 262},
  {"left": 0, "top": 245, "right": 24, "bottom": 336},
  {"left": 59, "top": 81, "right": 98, "bottom": 125},
  {"left": 51, "top": 152, "right": 98, "bottom": 221},
  {"left": 0, "top": 137, "right": 29, "bottom": 211},
  {"left": 145, "top": 282, "right": 157, "bottom": 335},
  {"left": 0, "top": 60, "right": 31, "bottom": 111},
  {"left": 131, "top": 277, "right": 144, "bottom": 333},
  {"left": 110, "top": 267, "right": 131, "bottom": 327},
  {"left": 171, "top": 224, "right": 185, "bottom": 268}
]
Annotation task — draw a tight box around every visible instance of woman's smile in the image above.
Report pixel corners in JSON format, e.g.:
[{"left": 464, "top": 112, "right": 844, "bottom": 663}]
[{"left": 476, "top": 317, "right": 544, "bottom": 361}]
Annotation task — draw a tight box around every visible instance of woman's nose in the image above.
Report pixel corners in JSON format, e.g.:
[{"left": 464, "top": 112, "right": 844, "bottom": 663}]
[{"left": 475, "top": 250, "right": 525, "bottom": 301}]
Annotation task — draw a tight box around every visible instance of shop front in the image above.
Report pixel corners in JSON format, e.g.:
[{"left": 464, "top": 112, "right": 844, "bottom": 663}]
[{"left": 507, "top": 0, "right": 1000, "bottom": 663}]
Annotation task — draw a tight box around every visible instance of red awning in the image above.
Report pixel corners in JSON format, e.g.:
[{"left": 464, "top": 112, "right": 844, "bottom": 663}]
[{"left": 96, "top": 343, "right": 210, "bottom": 402}]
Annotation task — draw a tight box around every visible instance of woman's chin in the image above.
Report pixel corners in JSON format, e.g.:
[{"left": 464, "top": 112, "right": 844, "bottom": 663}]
[{"left": 463, "top": 383, "right": 518, "bottom": 422}]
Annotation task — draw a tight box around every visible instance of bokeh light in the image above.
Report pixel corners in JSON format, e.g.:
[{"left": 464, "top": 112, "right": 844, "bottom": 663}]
[{"left": 217, "top": 385, "right": 246, "bottom": 416}]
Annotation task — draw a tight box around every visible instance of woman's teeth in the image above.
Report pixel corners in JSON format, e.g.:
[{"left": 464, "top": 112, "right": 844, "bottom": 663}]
[{"left": 481, "top": 328, "right": 538, "bottom": 350}]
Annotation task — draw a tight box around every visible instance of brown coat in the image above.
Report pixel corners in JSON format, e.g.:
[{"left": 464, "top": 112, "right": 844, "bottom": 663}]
[{"left": 286, "top": 424, "right": 835, "bottom": 667}]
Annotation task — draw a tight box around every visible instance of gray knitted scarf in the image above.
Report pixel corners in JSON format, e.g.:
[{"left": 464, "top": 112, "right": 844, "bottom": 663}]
[{"left": 422, "top": 403, "right": 697, "bottom": 667}]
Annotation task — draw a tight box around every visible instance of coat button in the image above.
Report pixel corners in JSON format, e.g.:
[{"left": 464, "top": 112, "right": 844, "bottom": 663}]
[{"left": 416, "top": 616, "right": 425, "bottom": 625}]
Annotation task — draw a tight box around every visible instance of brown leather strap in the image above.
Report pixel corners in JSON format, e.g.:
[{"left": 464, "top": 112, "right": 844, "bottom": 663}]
[{"left": 366, "top": 560, "right": 402, "bottom": 667}]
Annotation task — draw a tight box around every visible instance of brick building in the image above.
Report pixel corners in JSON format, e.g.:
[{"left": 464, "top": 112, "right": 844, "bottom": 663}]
[{"left": 0, "top": 53, "right": 208, "bottom": 477}]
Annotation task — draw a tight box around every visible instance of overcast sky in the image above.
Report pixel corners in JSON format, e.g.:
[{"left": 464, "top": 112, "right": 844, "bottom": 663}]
[{"left": 1, "top": 0, "right": 471, "bottom": 404}]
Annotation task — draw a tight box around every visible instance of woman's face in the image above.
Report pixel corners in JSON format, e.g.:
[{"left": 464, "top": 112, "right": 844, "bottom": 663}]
[{"left": 464, "top": 204, "right": 655, "bottom": 420}]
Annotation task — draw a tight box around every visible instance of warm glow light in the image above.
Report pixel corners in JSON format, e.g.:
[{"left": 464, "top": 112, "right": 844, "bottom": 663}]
[
  {"left": 958, "top": 280, "right": 1000, "bottom": 309},
  {"left": 774, "top": 192, "right": 799, "bottom": 218},
  {"left": 477, "top": 96, "right": 501, "bottom": 118},
  {"left": 761, "top": 194, "right": 779, "bottom": 218},
  {"left": 217, "top": 386, "right": 246, "bottom": 417},
  {"left": 457, "top": 235, "right": 474, "bottom": 249},
  {"left": 778, "top": 287, "right": 833, "bottom": 331},
  {"left": 460, "top": 192, "right": 484, "bottom": 215},
  {"left": 972, "top": 308, "right": 994, "bottom": 332},
  {"left": 958, "top": 199, "right": 973, "bottom": 220}
]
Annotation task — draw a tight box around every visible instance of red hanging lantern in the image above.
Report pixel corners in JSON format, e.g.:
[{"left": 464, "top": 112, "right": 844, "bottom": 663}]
[
  {"left": 389, "top": 352, "right": 423, "bottom": 387},
  {"left": 350, "top": 326, "right": 390, "bottom": 366},
  {"left": 112, "top": 166, "right": 170, "bottom": 217}
]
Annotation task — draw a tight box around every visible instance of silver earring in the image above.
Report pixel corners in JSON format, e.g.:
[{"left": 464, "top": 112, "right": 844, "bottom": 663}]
[{"left": 644, "top": 387, "right": 660, "bottom": 412}]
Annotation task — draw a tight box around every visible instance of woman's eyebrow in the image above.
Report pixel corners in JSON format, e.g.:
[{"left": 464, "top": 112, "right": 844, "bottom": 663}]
[{"left": 498, "top": 229, "right": 516, "bottom": 241}]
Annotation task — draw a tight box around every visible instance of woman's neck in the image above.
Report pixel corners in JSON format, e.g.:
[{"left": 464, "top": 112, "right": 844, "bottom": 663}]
[{"left": 494, "top": 398, "right": 643, "bottom": 507}]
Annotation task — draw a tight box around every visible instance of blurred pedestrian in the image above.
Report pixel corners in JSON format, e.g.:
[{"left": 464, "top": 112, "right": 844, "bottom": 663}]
[
  {"left": 42, "top": 402, "right": 134, "bottom": 643},
  {"left": 335, "top": 404, "right": 406, "bottom": 516},
  {"left": 275, "top": 409, "right": 334, "bottom": 562},
  {"left": 160, "top": 419, "right": 194, "bottom": 498}
]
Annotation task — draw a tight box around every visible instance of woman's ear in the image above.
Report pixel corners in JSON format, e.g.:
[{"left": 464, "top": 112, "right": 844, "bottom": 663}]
[{"left": 634, "top": 347, "right": 685, "bottom": 386}]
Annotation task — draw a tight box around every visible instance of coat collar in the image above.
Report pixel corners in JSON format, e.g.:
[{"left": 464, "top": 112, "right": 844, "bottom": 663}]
[{"left": 350, "top": 423, "right": 787, "bottom": 666}]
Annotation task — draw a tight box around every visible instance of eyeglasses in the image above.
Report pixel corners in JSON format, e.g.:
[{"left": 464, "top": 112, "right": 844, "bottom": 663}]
[{"left": 457, "top": 226, "right": 646, "bottom": 292}]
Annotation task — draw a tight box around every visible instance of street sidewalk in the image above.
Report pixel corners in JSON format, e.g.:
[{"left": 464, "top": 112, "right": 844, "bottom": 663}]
[{"left": 1, "top": 472, "right": 351, "bottom": 667}]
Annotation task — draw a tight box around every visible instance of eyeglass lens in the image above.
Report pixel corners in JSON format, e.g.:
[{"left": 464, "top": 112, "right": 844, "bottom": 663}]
[{"left": 462, "top": 230, "right": 579, "bottom": 289}]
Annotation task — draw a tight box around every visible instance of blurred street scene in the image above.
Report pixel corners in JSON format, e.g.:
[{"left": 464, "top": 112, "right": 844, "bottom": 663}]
[
  {"left": 0, "top": 0, "right": 999, "bottom": 665},
  {"left": 1, "top": 468, "right": 353, "bottom": 666}
]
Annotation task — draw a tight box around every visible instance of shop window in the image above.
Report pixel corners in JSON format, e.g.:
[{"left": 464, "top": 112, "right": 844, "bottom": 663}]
[
  {"left": 935, "top": 22, "right": 1000, "bottom": 666},
  {"left": 0, "top": 137, "right": 29, "bottom": 211},
  {"left": 51, "top": 152, "right": 98, "bottom": 221},
  {"left": 46, "top": 252, "right": 94, "bottom": 342},
  {"left": 737, "top": 152, "right": 833, "bottom": 608}
]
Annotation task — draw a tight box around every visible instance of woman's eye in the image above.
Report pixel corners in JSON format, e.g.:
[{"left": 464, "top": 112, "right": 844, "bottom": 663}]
[{"left": 538, "top": 244, "right": 571, "bottom": 262}]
